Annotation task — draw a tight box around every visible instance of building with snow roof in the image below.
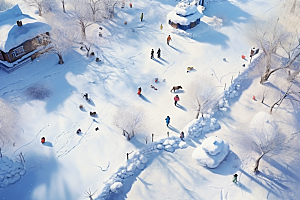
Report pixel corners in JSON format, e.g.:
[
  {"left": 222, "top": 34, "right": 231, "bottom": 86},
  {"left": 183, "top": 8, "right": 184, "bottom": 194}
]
[
  {"left": 167, "top": 1, "right": 203, "bottom": 31},
  {"left": 0, "top": 5, "right": 52, "bottom": 72}
]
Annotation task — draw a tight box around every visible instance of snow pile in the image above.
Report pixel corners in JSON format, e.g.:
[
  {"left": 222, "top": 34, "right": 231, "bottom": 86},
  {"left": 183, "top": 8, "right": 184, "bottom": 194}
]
[
  {"left": 0, "top": 5, "right": 52, "bottom": 52},
  {"left": 0, "top": 156, "right": 26, "bottom": 188},
  {"left": 183, "top": 115, "right": 220, "bottom": 138},
  {"left": 97, "top": 136, "right": 187, "bottom": 199},
  {"left": 167, "top": 4, "right": 203, "bottom": 26},
  {"left": 192, "top": 136, "right": 229, "bottom": 168}
]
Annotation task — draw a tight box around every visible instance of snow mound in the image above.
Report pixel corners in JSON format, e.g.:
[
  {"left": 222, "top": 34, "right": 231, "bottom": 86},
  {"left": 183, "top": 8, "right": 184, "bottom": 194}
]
[
  {"left": 179, "top": 141, "right": 188, "bottom": 149},
  {"left": 192, "top": 136, "right": 230, "bottom": 168},
  {"left": 110, "top": 182, "right": 122, "bottom": 193},
  {"left": 164, "top": 145, "right": 175, "bottom": 152},
  {"left": 201, "top": 136, "right": 224, "bottom": 155}
]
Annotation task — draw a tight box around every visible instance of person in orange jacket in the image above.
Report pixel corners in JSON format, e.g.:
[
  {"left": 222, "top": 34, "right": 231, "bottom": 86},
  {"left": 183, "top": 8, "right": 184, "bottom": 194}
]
[
  {"left": 174, "top": 94, "right": 180, "bottom": 106},
  {"left": 137, "top": 87, "right": 142, "bottom": 96},
  {"left": 41, "top": 137, "right": 45, "bottom": 144},
  {"left": 167, "top": 35, "right": 172, "bottom": 45},
  {"left": 129, "top": 2, "right": 132, "bottom": 8}
]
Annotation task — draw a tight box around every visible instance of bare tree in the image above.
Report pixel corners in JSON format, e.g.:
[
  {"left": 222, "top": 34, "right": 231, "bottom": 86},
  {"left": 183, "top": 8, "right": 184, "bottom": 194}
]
[
  {"left": 36, "top": 13, "right": 75, "bottom": 64},
  {"left": 113, "top": 107, "right": 145, "bottom": 140},
  {"left": 25, "top": 0, "right": 53, "bottom": 16},
  {"left": 246, "top": 112, "right": 300, "bottom": 173},
  {"left": 103, "top": 0, "right": 123, "bottom": 18},
  {"left": 72, "top": 0, "right": 95, "bottom": 40},
  {"left": 89, "top": 0, "right": 102, "bottom": 21},
  {"left": 186, "top": 77, "right": 219, "bottom": 119},
  {"left": 84, "top": 188, "right": 98, "bottom": 200}
]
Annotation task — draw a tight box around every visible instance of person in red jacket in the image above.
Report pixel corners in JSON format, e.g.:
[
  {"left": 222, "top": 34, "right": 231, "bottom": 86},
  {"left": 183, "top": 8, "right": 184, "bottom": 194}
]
[
  {"left": 174, "top": 95, "right": 180, "bottom": 106},
  {"left": 167, "top": 35, "right": 172, "bottom": 45},
  {"left": 137, "top": 87, "right": 142, "bottom": 96},
  {"left": 41, "top": 137, "right": 45, "bottom": 144}
]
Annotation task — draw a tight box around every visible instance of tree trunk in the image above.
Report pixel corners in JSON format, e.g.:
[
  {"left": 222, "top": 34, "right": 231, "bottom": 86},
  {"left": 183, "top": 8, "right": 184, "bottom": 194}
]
[
  {"left": 57, "top": 53, "right": 64, "bottom": 64},
  {"left": 195, "top": 110, "right": 200, "bottom": 119},
  {"left": 81, "top": 26, "right": 86, "bottom": 40},
  {"left": 253, "top": 153, "right": 264, "bottom": 173},
  {"left": 62, "top": 2, "right": 66, "bottom": 13}
]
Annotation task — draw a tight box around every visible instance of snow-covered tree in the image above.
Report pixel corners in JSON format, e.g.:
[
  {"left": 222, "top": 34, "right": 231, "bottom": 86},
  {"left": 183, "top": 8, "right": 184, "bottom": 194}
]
[
  {"left": 186, "top": 77, "right": 219, "bottom": 119},
  {"left": 24, "top": 0, "right": 54, "bottom": 16},
  {"left": 245, "top": 112, "right": 300, "bottom": 173},
  {"left": 103, "top": 0, "right": 123, "bottom": 18},
  {"left": 113, "top": 107, "right": 145, "bottom": 140},
  {"left": 0, "top": 1, "right": 13, "bottom": 11}
]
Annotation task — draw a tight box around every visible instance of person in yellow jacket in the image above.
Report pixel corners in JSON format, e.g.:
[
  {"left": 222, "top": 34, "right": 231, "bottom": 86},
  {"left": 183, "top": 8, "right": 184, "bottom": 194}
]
[{"left": 160, "top": 24, "right": 163, "bottom": 30}]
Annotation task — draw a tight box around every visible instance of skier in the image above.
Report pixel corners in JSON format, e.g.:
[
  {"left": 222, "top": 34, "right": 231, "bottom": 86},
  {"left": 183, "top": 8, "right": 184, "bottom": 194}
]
[
  {"left": 41, "top": 137, "right": 45, "bottom": 144},
  {"left": 167, "top": 35, "right": 172, "bottom": 45},
  {"left": 77, "top": 128, "right": 81, "bottom": 134},
  {"left": 180, "top": 131, "right": 184, "bottom": 140},
  {"left": 151, "top": 49, "right": 154, "bottom": 59},
  {"left": 140, "top": 13, "right": 144, "bottom": 22},
  {"left": 174, "top": 95, "right": 180, "bottom": 106},
  {"left": 157, "top": 48, "right": 161, "bottom": 58},
  {"left": 129, "top": 2, "right": 132, "bottom": 8},
  {"left": 137, "top": 87, "right": 142, "bottom": 96},
  {"left": 233, "top": 174, "right": 238, "bottom": 183},
  {"left": 165, "top": 116, "right": 170, "bottom": 127},
  {"left": 160, "top": 24, "right": 163, "bottom": 30}
]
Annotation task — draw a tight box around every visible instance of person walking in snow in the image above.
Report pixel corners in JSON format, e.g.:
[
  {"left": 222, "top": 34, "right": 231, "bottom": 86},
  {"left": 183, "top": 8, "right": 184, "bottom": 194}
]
[
  {"left": 41, "top": 137, "right": 45, "bottom": 144},
  {"left": 180, "top": 131, "right": 184, "bottom": 140},
  {"left": 174, "top": 95, "right": 180, "bottom": 106},
  {"left": 140, "top": 13, "right": 144, "bottom": 22},
  {"left": 167, "top": 35, "right": 172, "bottom": 45},
  {"left": 157, "top": 48, "right": 161, "bottom": 58},
  {"left": 151, "top": 49, "right": 154, "bottom": 59},
  {"left": 233, "top": 174, "right": 238, "bottom": 183},
  {"left": 160, "top": 24, "right": 163, "bottom": 30},
  {"left": 165, "top": 116, "right": 170, "bottom": 127},
  {"left": 137, "top": 87, "right": 142, "bottom": 96}
]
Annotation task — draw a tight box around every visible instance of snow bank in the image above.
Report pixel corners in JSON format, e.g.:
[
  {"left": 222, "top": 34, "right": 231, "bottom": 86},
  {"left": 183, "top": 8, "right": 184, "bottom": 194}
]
[
  {"left": 192, "top": 136, "right": 229, "bottom": 168},
  {"left": 0, "top": 5, "right": 52, "bottom": 52},
  {"left": 97, "top": 136, "right": 186, "bottom": 199},
  {"left": 0, "top": 156, "right": 26, "bottom": 188}
]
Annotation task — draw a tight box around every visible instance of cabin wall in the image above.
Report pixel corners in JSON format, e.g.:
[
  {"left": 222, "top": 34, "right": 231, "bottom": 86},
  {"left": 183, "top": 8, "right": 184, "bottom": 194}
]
[{"left": 3, "top": 33, "right": 50, "bottom": 63}]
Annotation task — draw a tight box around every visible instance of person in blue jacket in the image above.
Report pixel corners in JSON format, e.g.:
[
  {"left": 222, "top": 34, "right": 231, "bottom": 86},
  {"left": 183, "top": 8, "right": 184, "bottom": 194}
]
[{"left": 165, "top": 116, "right": 170, "bottom": 127}]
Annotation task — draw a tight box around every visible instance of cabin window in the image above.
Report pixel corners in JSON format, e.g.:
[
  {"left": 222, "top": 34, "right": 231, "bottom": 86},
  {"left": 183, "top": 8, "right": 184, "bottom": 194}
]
[{"left": 12, "top": 46, "right": 25, "bottom": 58}]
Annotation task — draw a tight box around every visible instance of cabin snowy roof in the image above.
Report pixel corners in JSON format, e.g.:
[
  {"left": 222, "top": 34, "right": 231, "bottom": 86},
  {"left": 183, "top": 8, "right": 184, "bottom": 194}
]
[
  {"left": 0, "top": 5, "right": 52, "bottom": 52},
  {"left": 167, "top": 5, "right": 203, "bottom": 25},
  {"left": 174, "top": 2, "right": 198, "bottom": 16}
]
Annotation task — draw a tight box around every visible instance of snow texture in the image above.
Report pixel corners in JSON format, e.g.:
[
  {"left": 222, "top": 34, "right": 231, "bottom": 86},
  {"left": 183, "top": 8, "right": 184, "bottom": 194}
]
[
  {"left": 0, "top": 5, "right": 52, "bottom": 52},
  {"left": 192, "top": 136, "right": 230, "bottom": 168},
  {"left": 0, "top": 156, "right": 25, "bottom": 188}
]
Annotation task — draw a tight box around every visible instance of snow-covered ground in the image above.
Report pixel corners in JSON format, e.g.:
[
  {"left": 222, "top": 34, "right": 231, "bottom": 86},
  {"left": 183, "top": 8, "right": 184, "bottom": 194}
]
[{"left": 1, "top": 0, "right": 300, "bottom": 199}]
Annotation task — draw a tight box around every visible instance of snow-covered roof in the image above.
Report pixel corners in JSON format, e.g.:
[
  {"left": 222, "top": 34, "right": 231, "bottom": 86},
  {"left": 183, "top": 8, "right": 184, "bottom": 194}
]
[
  {"left": 167, "top": 6, "right": 203, "bottom": 25},
  {"left": 0, "top": 5, "right": 52, "bottom": 52},
  {"left": 174, "top": 2, "right": 198, "bottom": 16}
]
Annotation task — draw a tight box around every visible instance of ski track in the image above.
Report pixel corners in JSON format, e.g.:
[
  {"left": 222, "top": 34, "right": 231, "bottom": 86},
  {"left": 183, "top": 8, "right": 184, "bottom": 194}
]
[{"left": 13, "top": 124, "right": 49, "bottom": 156}]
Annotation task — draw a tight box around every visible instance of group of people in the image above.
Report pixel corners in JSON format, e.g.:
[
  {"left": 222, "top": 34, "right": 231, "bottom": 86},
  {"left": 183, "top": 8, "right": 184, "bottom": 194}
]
[{"left": 151, "top": 48, "right": 161, "bottom": 59}]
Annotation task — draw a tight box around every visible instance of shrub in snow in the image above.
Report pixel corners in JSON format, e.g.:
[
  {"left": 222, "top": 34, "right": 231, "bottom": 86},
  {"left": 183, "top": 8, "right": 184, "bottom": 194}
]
[
  {"left": 139, "top": 155, "right": 147, "bottom": 164},
  {"left": 192, "top": 136, "right": 229, "bottom": 168},
  {"left": 24, "top": 83, "right": 53, "bottom": 100}
]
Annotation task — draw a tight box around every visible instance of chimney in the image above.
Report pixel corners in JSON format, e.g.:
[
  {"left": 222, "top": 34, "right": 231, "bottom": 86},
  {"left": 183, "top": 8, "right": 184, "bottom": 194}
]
[{"left": 16, "top": 20, "right": 22, "bottom": 27}]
